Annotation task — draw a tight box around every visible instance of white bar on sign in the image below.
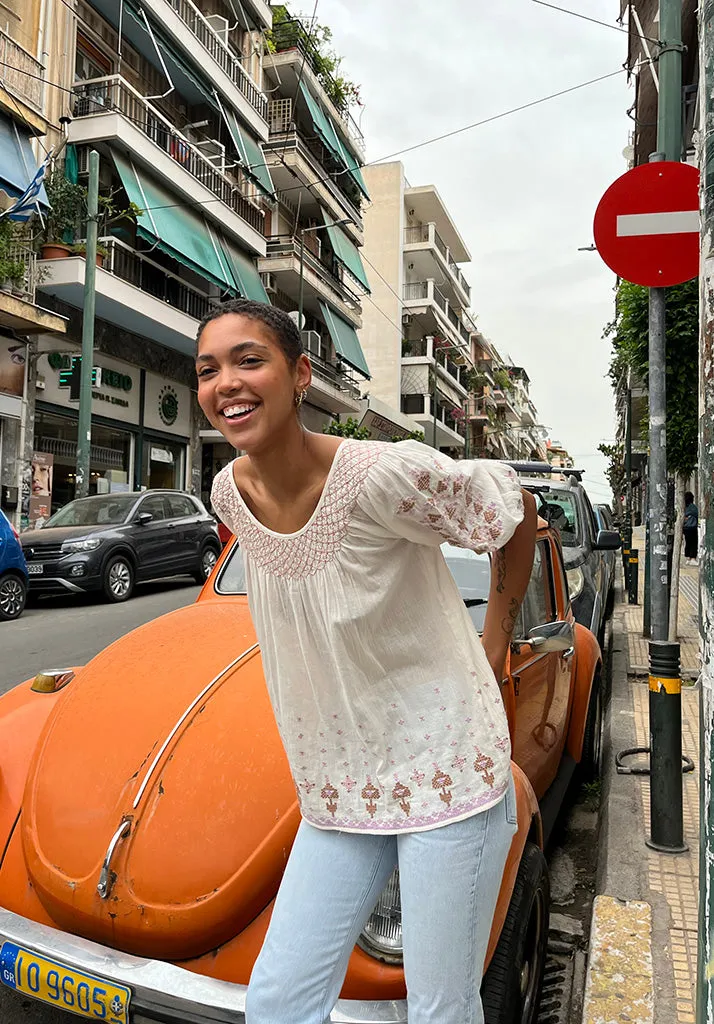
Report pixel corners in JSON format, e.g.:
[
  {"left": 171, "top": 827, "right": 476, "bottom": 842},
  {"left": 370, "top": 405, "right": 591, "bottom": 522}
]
[{"left": 616, "top": 210, "right": 699, "bottom": 237}]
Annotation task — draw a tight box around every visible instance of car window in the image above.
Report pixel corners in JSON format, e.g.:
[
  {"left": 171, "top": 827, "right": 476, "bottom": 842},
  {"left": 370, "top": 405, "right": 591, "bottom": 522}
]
[
  {"left": 442, "top": 543, "right": 491, "bottom": 631},
  {"left": 138, "top": 495, "right": 167, "bottom": 521},
  {"left": 45, "top": 494, "right": 137, "bottom": 527},
  {"left": 214, "top": 543, "right": 247, "bottom": 594},
  {"left": 537, "top": 489, "right": 580, "bottom": 547},
  {"left": 167, "top": 494, "right": 196, "bottom": 518},
  {"left": 518, "top": 541, "right": 556, "bottom": 636}
]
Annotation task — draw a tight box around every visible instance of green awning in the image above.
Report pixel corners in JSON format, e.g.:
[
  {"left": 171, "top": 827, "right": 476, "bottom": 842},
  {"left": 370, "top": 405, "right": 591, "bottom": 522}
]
[
  {"left": 297, "top": 82, "right": 369, "bottom": 200},
  {"left": 319, "top": 300, "right": 370, "bottom": 378},
  {"left": 322, "top": 210, "right": 370, "bottom": 293},
  {"left": 220, "top": 238, "right": 269, "bottom": 303},
  {"left": 112, "top": 151, "right": 234, "bottom": 292},
  {"left": 221, "top": 104, "right": 275, "bottom": 199},
  {"left": 338, "top": 142, "right": 369, "bottom": 200}
]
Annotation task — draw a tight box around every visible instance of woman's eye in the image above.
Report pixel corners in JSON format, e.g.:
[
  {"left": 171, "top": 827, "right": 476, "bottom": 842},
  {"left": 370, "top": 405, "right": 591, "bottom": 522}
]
[
  {"left": 197, "top": 367, "right": 215, "bottom": 378},
  {"left": 241, "top": 357, "right": 262, "bottom": 366}
]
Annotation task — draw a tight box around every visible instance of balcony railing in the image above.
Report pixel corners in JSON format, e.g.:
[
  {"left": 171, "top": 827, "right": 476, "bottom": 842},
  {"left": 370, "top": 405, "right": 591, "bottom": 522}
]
[
  {"left": 309, "top": 350, "right": 361, "bottom": 397},
  {"left": 0, "top": 28, "right": 44, "bottom": 112},
  {"left": 269, "top": 16, "right": 365, "bottom": 156},
  {"left": 101, "top": 237, "right": 217, "bottom": 320},
  {"left": 264, "top": 234, "right": 361, "bottom": 306},
  {"left": 164, "top": 0, "right": 268, "bottom": 120},
  {"left": 403, "top": 223, "right": 471, "bottom": 303},
  {"left": 1, "top": 244, "right": 38, "bottom": 302},
  {"left": 72, "top": 77, "right": 266, "bottom": 236},
  {"left": 402, "top": 336, "right": 467, "bottom": 391}
]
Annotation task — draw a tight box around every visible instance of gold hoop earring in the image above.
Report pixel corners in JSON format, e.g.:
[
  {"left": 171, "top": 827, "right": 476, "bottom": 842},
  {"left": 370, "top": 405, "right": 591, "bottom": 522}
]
[{"left": 295, "top": 389, "right": 307, "bottom": 408}]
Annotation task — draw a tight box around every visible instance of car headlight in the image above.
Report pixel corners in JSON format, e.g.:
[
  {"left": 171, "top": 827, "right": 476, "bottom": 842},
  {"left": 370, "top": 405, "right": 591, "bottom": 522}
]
[
  {"left": 357, "top": 869, "right": 403, "bottom": 963},
  {"left": 61, "top": 538, "right": 102, "bottom": 554},
  {"left": 566, "top": 566, "right": 584, "bottom": 600}
]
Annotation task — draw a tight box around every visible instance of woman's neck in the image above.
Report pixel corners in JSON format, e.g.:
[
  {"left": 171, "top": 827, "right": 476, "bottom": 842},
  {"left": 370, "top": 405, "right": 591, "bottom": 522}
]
[{"left": 242, "top": 425, "right": 340, "bottom": 504}]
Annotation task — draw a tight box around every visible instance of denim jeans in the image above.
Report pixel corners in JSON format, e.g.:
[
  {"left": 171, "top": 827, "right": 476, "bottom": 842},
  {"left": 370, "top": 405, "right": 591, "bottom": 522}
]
[{"left": 246, "top": 778, "right": 518, "bottom": 1024}]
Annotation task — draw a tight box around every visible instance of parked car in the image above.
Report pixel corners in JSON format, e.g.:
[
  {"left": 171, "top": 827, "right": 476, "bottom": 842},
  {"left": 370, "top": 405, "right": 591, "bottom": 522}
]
[
  {"left": 0, "top": 509, "right": 28, "bottom": 621},
  {"left": 594, "top": 503, "right": 617, "bottom": 614},
  {"left": 0, "top": 517, "right": 601, "bottom": 1024},
  {"left": 509, "top": 465, "right": 620, "bottom": 645},
  {"left": 20, "top": 491, "right": 221, "bottom": 603}
]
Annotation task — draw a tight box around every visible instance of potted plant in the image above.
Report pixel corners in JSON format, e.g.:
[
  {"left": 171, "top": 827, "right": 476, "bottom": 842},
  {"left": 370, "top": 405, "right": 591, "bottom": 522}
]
[
  {"left": 41, "top": 168, "right": 86, "bottom": 259},
  {"left": 7, "top": 258, "right": 26, "bottom": 296},
  {"left": 71, "top": 241, "right": 109, "bottom": 267},
  {"left": 402, "top": 338, "right": 413, "bottom": 356}
]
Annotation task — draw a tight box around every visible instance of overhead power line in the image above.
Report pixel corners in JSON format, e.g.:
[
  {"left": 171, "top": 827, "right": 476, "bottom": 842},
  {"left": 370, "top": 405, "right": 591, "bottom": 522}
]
[{"left": 530, "top": 0, "right": 661, "bottom": 45}]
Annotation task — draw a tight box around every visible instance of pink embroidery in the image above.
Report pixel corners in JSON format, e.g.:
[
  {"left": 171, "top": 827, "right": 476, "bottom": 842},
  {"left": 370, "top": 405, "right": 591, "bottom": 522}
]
[
  {"left": 410, "top": 768, "right": 426, "bottom": 787},
  {"left": 342, "top": 775, "right": 356, "bottom": 792},
  {"left": 432, "top": 768, "right": 453, "bottom": 806},
  {"left": 362, "top": 778, "right": 381, "bottom": 818},
  {"left": 392, "top": 780, "right": 412, "bottom": 815},
  {"left": 452, "top": 753, "right": 468, "bottom": 772},
  {"left": 474, "top": 751, "right": 496, "bottom": 787},
  {"left": 321, "top": 779, "right": 339, "bottom": 816}
]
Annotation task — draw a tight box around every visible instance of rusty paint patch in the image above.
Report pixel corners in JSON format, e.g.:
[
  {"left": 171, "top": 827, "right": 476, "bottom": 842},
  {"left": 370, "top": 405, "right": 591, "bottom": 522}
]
[{"left": 582, "top": 896, "right": 653, "bottom": 1024}]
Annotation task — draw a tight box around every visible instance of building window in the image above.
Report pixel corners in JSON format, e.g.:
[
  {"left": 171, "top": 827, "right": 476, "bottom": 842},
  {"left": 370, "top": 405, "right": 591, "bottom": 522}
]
[
  {"left": 401, "top": 394, "right": 424, "bottom": 415},
  {"left": 142, "top": 438, "right": 186, "bottom": 490}
]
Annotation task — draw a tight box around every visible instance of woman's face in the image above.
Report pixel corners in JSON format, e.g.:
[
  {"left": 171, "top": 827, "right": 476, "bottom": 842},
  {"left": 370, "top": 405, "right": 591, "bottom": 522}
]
[{"left": 196, "top": 314, "right": 311, "bottom": 454}]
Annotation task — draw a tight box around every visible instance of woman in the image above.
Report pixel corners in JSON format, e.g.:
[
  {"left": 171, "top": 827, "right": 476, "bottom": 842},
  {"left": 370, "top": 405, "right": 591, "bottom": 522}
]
[
  {"left": 197, "top": 298, "right": 537, "bottom": 1024},
  {"left": 684, "top": 491, "right": 698, "bottom": 565}
]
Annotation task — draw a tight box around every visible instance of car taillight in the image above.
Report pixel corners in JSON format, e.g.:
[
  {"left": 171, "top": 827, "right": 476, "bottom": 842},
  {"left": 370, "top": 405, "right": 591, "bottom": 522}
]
[{"left": 10, "top": 523, "right": 20, "bottom": 541}]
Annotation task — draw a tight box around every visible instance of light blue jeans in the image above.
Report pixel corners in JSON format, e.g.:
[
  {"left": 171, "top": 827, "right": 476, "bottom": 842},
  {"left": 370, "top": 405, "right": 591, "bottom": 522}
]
[{"left": 246, "top": 778, "right": 518, "bottom": 1024}]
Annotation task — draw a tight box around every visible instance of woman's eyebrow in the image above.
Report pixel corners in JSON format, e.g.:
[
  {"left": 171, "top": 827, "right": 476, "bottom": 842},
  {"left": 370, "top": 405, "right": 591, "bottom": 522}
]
[{"left": 196, "top": 342, "right": 271, "bottom": 363}]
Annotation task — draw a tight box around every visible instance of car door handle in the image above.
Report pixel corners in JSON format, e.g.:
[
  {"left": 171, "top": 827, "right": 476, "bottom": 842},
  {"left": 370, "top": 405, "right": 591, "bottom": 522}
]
[
  {"left": 167, "top": 522, "right": 176, "bottom": 529},
  {"left": 562, "top": 647, "right": 575, "bottom": 659}
]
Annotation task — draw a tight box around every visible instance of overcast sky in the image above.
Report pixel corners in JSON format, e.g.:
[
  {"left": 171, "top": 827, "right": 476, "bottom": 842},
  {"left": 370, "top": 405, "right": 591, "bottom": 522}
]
[{"left": 314, "top": 0, "right": 630, "bottom": 504}]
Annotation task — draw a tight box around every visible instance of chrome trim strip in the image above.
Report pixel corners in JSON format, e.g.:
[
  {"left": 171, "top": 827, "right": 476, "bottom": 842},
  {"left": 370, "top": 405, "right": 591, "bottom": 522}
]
[
  {"left": 0, "top": 908, "right": 408, "bottom": 1023},
  {"left": 97, "top": 820, "right": 131, "bottom": 899},
  {"left": 29, "top": 577, "right": 85, "bottom": 593},
  {"left": 132, "top": 643, "right": 259, "bottom": 810}
]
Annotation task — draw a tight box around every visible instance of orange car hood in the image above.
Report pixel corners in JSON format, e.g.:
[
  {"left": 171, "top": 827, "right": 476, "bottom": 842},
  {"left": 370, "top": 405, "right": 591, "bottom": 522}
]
[{"left": 21, "top": 600, "right": 299, "bottom": 960}]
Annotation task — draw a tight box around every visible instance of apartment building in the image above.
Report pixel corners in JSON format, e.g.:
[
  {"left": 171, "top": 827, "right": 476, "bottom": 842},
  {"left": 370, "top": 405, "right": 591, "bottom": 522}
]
[{"left": 258, "top": 10, "right": 373, "bottom": 434}]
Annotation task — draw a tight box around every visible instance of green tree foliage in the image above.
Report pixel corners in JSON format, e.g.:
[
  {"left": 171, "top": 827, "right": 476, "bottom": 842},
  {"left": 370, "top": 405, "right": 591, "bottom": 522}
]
[
  {"left": 323, "top": 418, "right": 425, "bottom": 443},
  {"left": 605, "top": 279, "right": 698, "bottom": 476}
]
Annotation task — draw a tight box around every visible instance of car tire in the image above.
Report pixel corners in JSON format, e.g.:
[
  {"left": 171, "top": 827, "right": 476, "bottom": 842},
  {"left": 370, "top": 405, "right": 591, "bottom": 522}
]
[
  {"left": 481, "top": 842, "right": 550, "bottom": 1024},
  {"left": 102, "top": 555, "right": 135, "bottom": 603},
  {"left": 194, "top": 543, "right": 219, "bottom": 585},
  {"left": 0, "top": 572, "right": 27, "bottom": 621},
  {"left": 580, "top": 668, "right": 603, "bottom": 783}
]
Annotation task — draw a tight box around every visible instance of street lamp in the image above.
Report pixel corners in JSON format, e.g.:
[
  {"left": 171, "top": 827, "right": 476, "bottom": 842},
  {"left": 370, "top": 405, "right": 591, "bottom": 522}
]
[{"left": 297, "top": 218, "right": 353, "bottom": 330}]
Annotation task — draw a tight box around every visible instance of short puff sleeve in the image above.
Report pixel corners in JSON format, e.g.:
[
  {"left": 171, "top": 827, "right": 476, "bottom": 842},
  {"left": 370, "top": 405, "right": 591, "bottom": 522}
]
[
  {"left": 361, "top": 441, "right": 524, "bottom": 553},
  {"left": 210, "top": 463, "right": 240, "bottom": 534}
]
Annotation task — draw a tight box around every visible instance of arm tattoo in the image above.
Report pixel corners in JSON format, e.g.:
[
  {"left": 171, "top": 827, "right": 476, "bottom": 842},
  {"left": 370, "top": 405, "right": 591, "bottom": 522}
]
[
  {"left": 494, "top": 550, "right": 506, "bottom": 594},
  {"left": 500, "top": 598, "right": 519, "bottom": 637}
]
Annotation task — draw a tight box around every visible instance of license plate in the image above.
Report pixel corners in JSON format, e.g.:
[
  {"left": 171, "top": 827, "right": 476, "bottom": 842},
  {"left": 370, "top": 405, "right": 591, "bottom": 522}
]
[
  {"left": 27, "top": 564, "right": 44, "bottom": 575},
  {"left": 0, "top": 942, "right": 130, "bottom": 1023}
]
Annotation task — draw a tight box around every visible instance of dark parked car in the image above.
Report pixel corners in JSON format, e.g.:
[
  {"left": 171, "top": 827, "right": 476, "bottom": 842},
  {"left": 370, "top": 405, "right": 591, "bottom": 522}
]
[
  {"left": 0, "top": 509, "right": 28, "bottom": 620},
  {"left": 20, "top": 491, "right": 221, "bottom": 603},
  {"left": 594, "top": 503, "right": 617, "bottom": 613},
  {"left": 508, "top": 465, "right": 620, "bottom": 645}
]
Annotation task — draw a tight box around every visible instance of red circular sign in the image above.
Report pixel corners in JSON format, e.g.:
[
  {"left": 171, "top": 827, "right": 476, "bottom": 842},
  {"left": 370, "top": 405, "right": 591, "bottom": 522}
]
[{"left": 593, "top": 161, "right": 700, "bottom": 287}]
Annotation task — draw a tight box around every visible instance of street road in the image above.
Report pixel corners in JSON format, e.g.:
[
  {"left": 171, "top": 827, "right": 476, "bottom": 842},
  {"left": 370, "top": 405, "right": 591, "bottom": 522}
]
[{"left": 0, "top": 579, "right": 201, "bottom": 695}]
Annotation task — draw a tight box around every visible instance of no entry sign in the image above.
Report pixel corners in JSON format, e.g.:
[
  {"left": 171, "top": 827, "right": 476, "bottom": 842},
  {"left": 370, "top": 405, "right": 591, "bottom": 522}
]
[{"left": 593, "top": 161, "right": 700, "bottom": 287}]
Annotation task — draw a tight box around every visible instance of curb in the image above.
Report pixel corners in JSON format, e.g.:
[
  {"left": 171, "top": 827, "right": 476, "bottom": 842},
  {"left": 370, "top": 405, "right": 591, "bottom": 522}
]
[{"left": 581, "top": 895, "right": 654, "bottom": 1024}]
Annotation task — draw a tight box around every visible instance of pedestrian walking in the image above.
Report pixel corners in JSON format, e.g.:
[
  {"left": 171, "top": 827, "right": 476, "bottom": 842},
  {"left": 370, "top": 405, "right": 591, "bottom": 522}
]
[
  {"left": 683, "top": 490, "right": 698, "bottom": 564},
  {"left": 196, "top": 298, "right": 537, "bottom": 1024}
]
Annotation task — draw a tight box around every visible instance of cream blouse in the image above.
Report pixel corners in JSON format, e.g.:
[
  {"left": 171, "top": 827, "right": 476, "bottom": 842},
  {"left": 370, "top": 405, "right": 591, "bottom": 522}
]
[{"left": 211, "top": 439, "right": 524, "bottom": 834}]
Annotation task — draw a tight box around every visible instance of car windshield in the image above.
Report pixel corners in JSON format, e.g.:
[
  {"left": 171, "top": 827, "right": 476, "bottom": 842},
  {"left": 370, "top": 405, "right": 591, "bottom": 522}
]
[
  {"left": 214, "top": 543, "right": 248, "bottom": 594},
  {"left": 537, "top": 489, "right": 580, "bottom": 547},
  {"left": 442, "top": 543, "right": 491, "bottom": 631},
  {"left": 44, "top": 495, "right": 137, "bottom": 528}
]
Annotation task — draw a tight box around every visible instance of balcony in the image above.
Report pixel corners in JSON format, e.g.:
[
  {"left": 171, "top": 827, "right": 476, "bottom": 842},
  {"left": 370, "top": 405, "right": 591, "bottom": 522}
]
[
  {"left": 468, "top": 395, "right": 490, "bottom": 422},
  {"left": 402, "top": 336, "right": 468, "bottom": 405},
  {"left": 37, "top": 238, "right": 214, "bottom": 356},
  {"left": 303, "top": 348, "right": 362, "bottom": 416},
  {"left": 139, "top": 0, "right": 268, "bottom": 135},
  {"left": 0, "top": 28, "right": 47, "bottom": 133},
  {"left": 400, "top": 394, "right": 466, "bottom": 449},
  {"left": 0, "top": 246, "right": 67, "bottom": 335},
  {"left": 403, "top": 222, "right": 470, "bottom": 306},
  {"left": 71, "top": 76, "right": 266, "bottom": 253},
  {"left": 402, "top": 280, "right": 471, "bottom": 353},
  {"left": 258, "top": 235, "right": 361, "bottom": 328}
]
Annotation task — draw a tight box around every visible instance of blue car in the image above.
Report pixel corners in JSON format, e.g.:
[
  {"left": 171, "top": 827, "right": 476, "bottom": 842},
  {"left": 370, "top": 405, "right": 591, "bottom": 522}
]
[{"left": 0, "top": 509, "right": 28, "bottom": 620}]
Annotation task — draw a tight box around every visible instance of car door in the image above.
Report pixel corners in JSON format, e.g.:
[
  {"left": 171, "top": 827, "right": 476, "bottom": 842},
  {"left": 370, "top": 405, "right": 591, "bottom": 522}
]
[
  {"left": 165, "top": 494, "right": 202, "bottom": 569},
  {"left": 509, "top": 539, "right": 572, "bottom": 799},
  {"left": 582, "top": 492, "right": 605, "bottom": 634},
  {"left": 131, "top": 494, "right": 174, "bottom": 578}
]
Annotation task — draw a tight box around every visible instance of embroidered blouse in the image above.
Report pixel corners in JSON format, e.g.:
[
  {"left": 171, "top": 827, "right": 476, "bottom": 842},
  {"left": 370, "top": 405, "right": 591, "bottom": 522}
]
[{"left": 211, "top": 440, "right": 524, "bottom": 834}]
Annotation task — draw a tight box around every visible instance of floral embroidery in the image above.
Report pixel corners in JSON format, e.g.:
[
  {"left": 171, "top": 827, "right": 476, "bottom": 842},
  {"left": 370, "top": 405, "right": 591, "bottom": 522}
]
[
  {"left": 321, "top": 780, "right": 339, "bottom": 816},
  {"left": 392, "top": 781, "right": 412, "bottom": 815},
  {"left": 432, "top": 768, "right": 453, "bottom": 806},
  {"left": 452, "top": 753, "right": 468, "bottom": 773},
  {"left": 362, "top": 778, "right": 381, "bottom": 818},
  {"left": 300, "top": 778, "right": 315, "bottom": 795},
  {"left": 410, "top": 768, "right": 426, "bottom": 787},
  {"left": 474, "top": 751, "right": 496, "bottom": 787},
  {"left": 341, "top": 775, "right": 357, "bottom": 793}
]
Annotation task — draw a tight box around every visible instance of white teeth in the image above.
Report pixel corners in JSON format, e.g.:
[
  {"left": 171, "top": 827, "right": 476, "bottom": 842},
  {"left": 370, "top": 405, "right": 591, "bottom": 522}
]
[{"left": 222, "top": 403, "right": 257, "bottom": 418}]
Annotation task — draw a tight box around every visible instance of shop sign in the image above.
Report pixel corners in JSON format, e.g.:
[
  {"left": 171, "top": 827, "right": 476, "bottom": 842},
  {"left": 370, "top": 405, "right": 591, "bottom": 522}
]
[
  {"left": 158, "top": 385, "right": 178, "bottom": 427},
  {"left": 0, "top": 339, "right": 26, "bottom": 398},
  {"left": 150, "top": 446, "right": 174, "bottom": 464},
  {"left": 42, "top": 346, "right": 141, "bottom": 425},
  {"left": 29, "top": 452, "right": 53, "bottom": 528},
  {"left": 144, "top": 372, "right": 191, "bottom": 437}
]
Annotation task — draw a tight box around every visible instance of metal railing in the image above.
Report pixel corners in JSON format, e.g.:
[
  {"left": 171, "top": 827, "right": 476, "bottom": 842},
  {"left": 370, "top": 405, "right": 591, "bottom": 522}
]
[
  {"left": 264, "top": 234, "right": 361, "bottom": 306},
  {"left": 269, "top": 16, "right": 365, "bottom": 156},
  {"left": 263, "top": 123, "right": 362, "bottom": 218},
  {"left": 401, "top": 336, "right": 466, "bottom": 390},
  {"left": 72, "top": 76, "right": 266, "bottom": 236},
  {"left": 402, "top": 223, "right": 471, "bottom": 303},
  {"left": 2, "top": 244, "right": 38, "bottom": 301},
  {"left": 164, "top": 0, "right": 268, "bottom": 120},
  {"left": 0, "top": 28, "right": 43, "bottom": 111},
  {"left": 101, "top": 237, "right": 217, "bottom": 321},
  {"left": 309, "top": 350, "right": 361, "bottom": 397}
]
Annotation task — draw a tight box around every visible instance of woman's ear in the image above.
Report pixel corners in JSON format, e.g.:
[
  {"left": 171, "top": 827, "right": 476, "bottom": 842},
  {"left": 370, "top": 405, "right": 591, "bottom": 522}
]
[{"left": 295, "top": 353, "right": 312, "bottom": 393}]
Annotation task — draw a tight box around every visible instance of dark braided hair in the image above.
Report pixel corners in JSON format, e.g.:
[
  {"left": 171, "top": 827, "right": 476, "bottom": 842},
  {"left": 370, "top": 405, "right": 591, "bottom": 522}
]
[{"left": 196, "top": 299, "right": 303, "bottom": 366}]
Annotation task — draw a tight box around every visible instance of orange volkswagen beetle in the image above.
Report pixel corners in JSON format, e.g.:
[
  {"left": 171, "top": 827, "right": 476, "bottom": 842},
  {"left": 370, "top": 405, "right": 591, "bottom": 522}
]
[{"left": 0, "top": 518, "right": 601, "bottom": 1024}]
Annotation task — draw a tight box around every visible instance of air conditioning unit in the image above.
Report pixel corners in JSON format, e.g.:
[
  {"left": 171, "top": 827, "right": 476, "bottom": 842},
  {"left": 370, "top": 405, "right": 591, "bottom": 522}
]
[
  {"left": 402, "top": 314, "right": 413, "bottom": 326},
  {"left": 301, "top": 330, "right": 322, "bottom": 356},
  {"left": 262, "top": 273, "right": 278, "bottom": 295},
  {"left": 206, "top": 14, "right": 230, "bottom": 46}
]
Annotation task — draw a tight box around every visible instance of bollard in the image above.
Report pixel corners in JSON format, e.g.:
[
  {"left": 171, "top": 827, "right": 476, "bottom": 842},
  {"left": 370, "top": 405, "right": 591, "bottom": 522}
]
[
  {"left": 646, "top": 640, "right": 688, "bottom": 853},
  {"left": 628, "top": 549, "right": 639, "bottom": 605},
  {"left": 622, "top": 542, "right": 631, "bottom": 590}
]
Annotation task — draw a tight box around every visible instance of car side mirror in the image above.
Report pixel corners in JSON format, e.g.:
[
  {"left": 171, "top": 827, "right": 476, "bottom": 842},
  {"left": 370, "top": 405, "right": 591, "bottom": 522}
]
[
  {"left": 594, "top": 529, "right": 621, "bottom": 551},
  {"left": 511, "top": 620, "right": 575, "bottom": 654},
  {"left": 135, "top": 512, "right": 153, "bottom": 525}
]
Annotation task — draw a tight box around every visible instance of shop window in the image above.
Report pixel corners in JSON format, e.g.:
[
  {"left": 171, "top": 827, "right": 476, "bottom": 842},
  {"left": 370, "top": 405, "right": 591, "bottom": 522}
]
[{"left": 143, "top": 439, "right": 185, "bottom": 490}]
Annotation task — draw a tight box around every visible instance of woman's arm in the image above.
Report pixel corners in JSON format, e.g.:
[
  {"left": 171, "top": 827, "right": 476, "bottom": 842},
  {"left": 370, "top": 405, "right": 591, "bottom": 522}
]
[{"left": 481, "top": 488, "right": 538, "bottom": 682}]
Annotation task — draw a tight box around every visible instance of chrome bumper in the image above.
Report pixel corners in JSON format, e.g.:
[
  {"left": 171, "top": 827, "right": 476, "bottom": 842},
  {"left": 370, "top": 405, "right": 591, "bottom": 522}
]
[{"left": 0, "top": 908, "right": 408, "bottom": 1023}]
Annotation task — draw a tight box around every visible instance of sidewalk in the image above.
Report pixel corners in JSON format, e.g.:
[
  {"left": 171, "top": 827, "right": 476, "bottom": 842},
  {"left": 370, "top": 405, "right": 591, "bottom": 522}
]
[{"left": 581, "top": 545, "right": 701, "bottom": 1024}]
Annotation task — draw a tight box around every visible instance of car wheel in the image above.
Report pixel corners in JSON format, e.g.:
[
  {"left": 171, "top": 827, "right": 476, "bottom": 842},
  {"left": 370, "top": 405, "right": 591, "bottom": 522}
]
[
  {"left": 0, "top": 573, "right": 27, "bottom": 620},
  {"left": 580, "top": 668, "right": 603, "bottom": 782},
  {"left": 102, "top": 555, "right": 135, "bottom": 603},
  {"left": 194, "top": 544, "right": 218, "bottom": 584},
  {"left": 481, "top": 842, "right": 550, "bottom": 1024}
]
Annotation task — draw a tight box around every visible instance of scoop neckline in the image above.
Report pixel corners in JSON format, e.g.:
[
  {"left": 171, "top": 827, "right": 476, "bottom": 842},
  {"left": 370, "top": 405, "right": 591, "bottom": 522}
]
[{"left": 226, "top": 439, "right": 351, "bottom": 539}]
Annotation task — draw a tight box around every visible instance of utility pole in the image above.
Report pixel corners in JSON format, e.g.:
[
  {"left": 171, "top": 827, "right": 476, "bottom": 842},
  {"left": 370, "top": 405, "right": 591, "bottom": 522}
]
[
  {"left": 697, "top": 0, "right": 714, "bottom": 1018},
  {"left": 75, "top": 149, "right": 99, "bottom": 499}
]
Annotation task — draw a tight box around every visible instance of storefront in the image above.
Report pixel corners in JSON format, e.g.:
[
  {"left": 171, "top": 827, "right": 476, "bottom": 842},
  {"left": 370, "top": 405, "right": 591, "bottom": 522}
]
[
  {"left": 34, "top": 342, "right": 192, "bottom": 515},
  {"left": 0, "top": 337, "right": 26, "bottom": 517}
]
